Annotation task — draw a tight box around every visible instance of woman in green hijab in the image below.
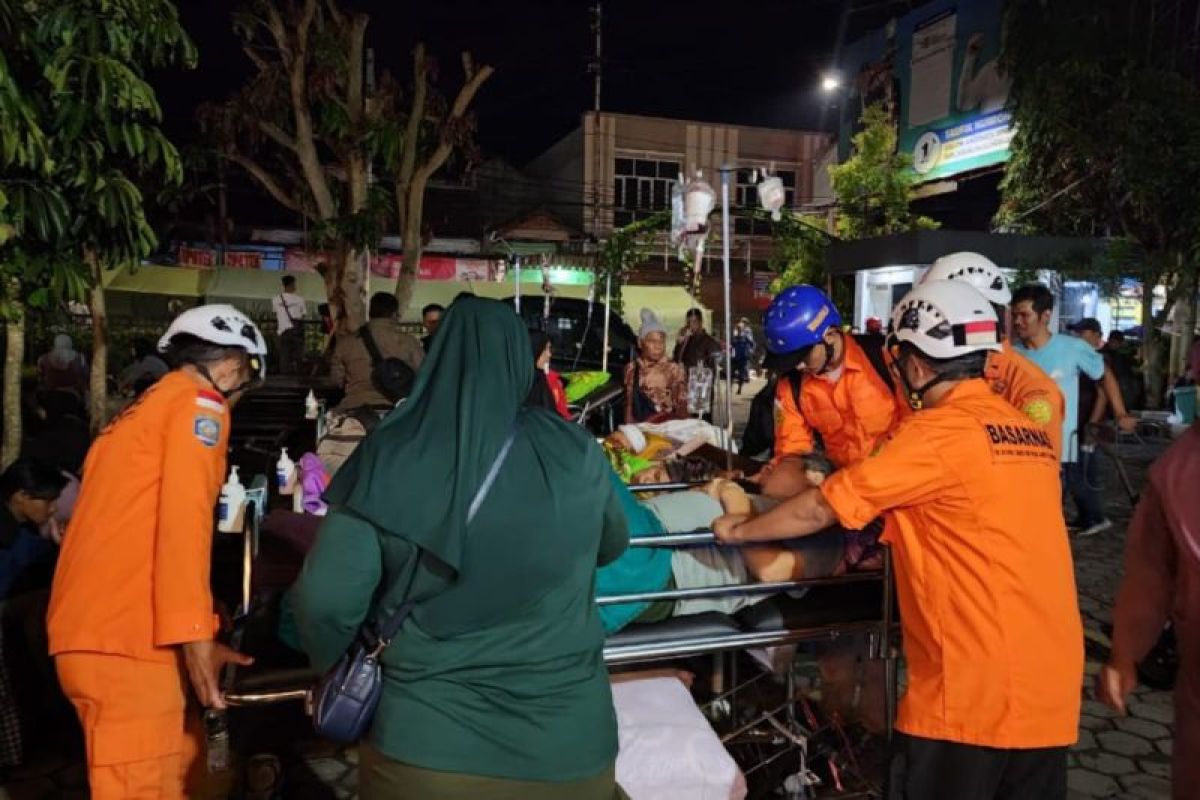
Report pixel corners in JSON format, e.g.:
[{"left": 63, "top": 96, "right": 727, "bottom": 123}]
[{"left": 294, "top": 296, "right": 630, "bottom": 800}]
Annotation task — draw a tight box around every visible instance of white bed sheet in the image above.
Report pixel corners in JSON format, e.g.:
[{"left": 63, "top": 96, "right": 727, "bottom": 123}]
[{"left": 612, "top": 676, "right": 747, "bottom": 800}]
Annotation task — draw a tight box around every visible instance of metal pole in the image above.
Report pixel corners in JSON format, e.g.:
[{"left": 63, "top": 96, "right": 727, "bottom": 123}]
[
  {"left": 513, "top": 255, "right": 520, "bottom": 312},
  {"left": 591, "top": 1, "right": 602, "bottom": 112},
  {"left": 601, "top": 273, "right": 612, "bottom": 375},
  {"left": 720, "top": 166, "right": 734, "bottom": 468}
]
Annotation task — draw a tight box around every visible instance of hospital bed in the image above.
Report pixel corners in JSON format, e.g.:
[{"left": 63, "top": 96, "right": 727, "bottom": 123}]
[{"left": 217, "top": 477, "right": 897, "bottom": 797}]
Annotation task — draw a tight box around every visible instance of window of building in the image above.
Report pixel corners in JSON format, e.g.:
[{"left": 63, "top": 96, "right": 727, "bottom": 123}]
[
  {"left": 734, "top": 168, "right": 797, "bottom": 236},
  {"left": 613, "top": 157, "right": 681, "bottom": 227}
]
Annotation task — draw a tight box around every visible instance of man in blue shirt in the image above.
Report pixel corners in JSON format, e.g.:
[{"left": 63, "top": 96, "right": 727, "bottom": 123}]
[{"left": 1011, "top": 284, "right": 1109, "bottom": 535}]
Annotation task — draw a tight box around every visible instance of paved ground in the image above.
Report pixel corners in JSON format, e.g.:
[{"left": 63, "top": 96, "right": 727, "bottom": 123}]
[
  {"left": 0, "top": 381, "right": 1180, "bottom": 798},
  {"left": 1065, "top": 437, "right": 1176, "bottom": 799}
]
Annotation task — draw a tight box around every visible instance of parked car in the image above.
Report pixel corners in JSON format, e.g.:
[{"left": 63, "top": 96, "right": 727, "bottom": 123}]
[{"left": 507, "top": 296, "right": 637, "bottom": 381}]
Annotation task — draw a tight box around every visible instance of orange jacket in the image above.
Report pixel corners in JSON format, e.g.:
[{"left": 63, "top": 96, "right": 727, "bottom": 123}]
[
  {"left": 891, "top": 339, "right": 1065, "bottom": 459},
  {"left": 48, "top": 371, "right": 228, "bottom": 663},
  {"left": 773, "top": 335, "right": 901, "bottom": 468},
  {"left": 822, "top": 379, "right": 1082, "bottom": 748}
]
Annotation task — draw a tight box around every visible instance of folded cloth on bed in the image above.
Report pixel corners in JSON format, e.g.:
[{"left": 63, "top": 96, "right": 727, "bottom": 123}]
[{"left": 612, "top": 676, "right": 747, "bottom": 800}]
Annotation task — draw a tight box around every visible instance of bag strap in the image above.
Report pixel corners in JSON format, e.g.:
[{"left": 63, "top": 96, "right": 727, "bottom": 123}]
[
  {"left": 853, "top": 334, "right": 896, "bottom": 394},
  {"left": 280, "top": 294, "right": 298, "bottom": 324},
  {"left": 359, "top": 324, "right": 385, "bottom": 367},
  {"left": 370, "top": 423, "right": 520, "bottom": 648}
]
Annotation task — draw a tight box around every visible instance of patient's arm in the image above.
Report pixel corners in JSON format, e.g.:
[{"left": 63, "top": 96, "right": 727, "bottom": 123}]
[
  {"left": 710, "top": 479, "right": 809, "bottom": 582},
  {"left": 714, "top": 486, "right": 836, "bottom": 544}
]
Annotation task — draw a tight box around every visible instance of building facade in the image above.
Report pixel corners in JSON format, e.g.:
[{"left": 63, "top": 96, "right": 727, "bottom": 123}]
[{"left": 526, "top": 111, "right": 830, "bottom": 326}]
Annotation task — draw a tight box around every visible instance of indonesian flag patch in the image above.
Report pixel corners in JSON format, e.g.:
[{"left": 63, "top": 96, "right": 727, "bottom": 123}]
[
  {"left": 195, "top": 389, "right": 225, "bottom": 414},
  {"left": 952, "top": 320, "right": 998, "bottom": 347}
]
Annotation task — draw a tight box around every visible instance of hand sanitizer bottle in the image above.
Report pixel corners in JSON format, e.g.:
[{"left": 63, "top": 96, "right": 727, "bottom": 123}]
[
  {"left": 276, "top": 448, "right": 296, "bottom": 496},
  {"left": 217, "top": 466, "right": 246, "bottom": 533}
]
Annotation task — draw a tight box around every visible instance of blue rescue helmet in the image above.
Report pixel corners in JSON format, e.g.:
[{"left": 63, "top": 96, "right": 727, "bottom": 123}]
[{"left": 762, "top": 285, "right": 841, "bottom": 371}]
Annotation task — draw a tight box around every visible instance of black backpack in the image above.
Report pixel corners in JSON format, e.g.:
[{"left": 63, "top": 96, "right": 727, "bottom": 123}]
[{"left": 359, "top": 324, "right": 415, "bottom": 404}]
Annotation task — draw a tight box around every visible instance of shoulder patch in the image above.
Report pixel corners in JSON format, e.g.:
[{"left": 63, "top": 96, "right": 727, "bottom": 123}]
[
  {"left": 1022, "top": 398, "right": 1053, "bottom": 426},
  {"left": 194, "top": 414, "right": 222, "bottom": 447},
  {"left": 196, "top": 389, "right": 226, "bottom": 414}
]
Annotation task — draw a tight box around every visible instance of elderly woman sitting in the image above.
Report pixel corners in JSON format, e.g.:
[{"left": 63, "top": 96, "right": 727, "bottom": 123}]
[
  {"left": 624, "top": 309, "right": 688, "bottom": 424},
  {"left": 597, "top": 454, "right": 861, "bottom": 634}
]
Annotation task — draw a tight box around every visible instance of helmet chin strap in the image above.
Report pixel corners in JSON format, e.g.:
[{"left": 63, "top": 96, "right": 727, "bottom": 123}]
[
  {"left": 896, "top": 358, "right": 953, "bottom": 410},
  {"left": 194, "top": 362, "right": 257, "bottom": 400}
]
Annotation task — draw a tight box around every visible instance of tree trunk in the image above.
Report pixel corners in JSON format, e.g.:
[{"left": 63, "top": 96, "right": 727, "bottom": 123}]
[
  {"left": 87, "top": 251, "right": 109, "bottom": 435},
  {"left": 1178, "top": 266, "right": 1198, "bottom": 379},
  {"left": 341, "top": 247, "right": 368, "bottom": 330},
  {"left": 2, "top": 310, "right": 25, "bottom": 469},
  {"left": 1139, "top": 280, "right": 1161, "bottom": 408},
  {"left": 394, "top": 189, "right": 426, "bottom": 319}
]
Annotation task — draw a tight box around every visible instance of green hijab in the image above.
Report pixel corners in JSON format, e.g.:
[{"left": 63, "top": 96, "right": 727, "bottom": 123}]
[{"left": 324, "top": 295, "right": 534, "bottom": 575}]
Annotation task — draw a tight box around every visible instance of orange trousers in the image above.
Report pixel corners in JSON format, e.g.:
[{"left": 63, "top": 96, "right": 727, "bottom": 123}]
[{"left": 56, "top": 652, "right": 201, "bottom": 799}]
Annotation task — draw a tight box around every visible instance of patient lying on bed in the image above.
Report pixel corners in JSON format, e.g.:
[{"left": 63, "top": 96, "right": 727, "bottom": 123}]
[{"left": 597, "top": 454, "right": 869, "bottom": 634}]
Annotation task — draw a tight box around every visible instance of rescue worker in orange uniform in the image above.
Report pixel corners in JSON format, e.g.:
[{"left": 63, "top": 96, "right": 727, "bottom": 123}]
[
  {"left": 909, "top": 251, "right": 1066, "bottom": 458},
  {"left": 47, "top": 305, "right": 267, "bottom": 799},
  {"left": 715, "top": 281, "right": 1083, "bottom": 799},
  {"left": 762, "top": 285, "right": 900, "bottom": 468}
]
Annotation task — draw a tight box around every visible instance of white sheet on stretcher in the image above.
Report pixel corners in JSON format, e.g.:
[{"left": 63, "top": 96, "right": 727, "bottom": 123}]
[{"left": 612, "top": 676, "right": 748, "bottom": 800}]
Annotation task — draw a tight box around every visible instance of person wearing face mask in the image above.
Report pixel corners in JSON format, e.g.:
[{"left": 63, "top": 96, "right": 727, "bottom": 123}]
[
  {"left": 624, "top": 309, "right": 688, "bottom": 424},
  {"left": 715, "top": 281, "right": 1082, "bottom": 800},
  {"left": 47, "top": 305, "right": 266, "bottom": 799},
  {"left": 763, "top": 285, "right": 901, "bottom": 468}
]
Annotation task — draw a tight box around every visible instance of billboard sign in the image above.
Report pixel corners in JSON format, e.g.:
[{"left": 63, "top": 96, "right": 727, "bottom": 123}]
[{"left": 838, "top": 0, "right": 1011, "bottom": 182}]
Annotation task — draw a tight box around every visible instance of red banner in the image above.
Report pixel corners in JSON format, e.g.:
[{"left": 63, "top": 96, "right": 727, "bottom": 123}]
[
  {"left": 223, "top": 250, "right": 263, "bottom": 269},
  {"left": 178, "top": 245, "right": 217, "bottom": 268}
]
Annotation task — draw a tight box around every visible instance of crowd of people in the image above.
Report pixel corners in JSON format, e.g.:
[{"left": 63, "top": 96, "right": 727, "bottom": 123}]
[{"left": 0, "top": 252, "right": 1196, "bottom": 799}]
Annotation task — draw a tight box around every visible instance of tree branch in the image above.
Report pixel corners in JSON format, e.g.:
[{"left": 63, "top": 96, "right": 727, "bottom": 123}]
[
  {"left": 410, "top": 53, "right": 494, "bottom": 190},
  {"left": 227, "top": 152, "right": 312, "bottom": 220},
  {"left": 399, "top": 44, "right": 430, "bottom": 192},
  {"left": 258, "top": 120, "right": 298, "bottom": 153},
  {"left": 322, "top": 0, "right": 343, "bottom": 26},
  {"left": 297, "top": 0, "right": 319, "bottom": 57},
  {"left": 448, "top": 56, "right": 494, "bottom": 120},
  {"left": 242, "top": 44, "right": 269, "bottom": 74},
  {"left": 263, "top": 5, "right": 291, "bottom": 68},
  {"left": 346, "top": 14, "right": 368, "bottom": 125}
]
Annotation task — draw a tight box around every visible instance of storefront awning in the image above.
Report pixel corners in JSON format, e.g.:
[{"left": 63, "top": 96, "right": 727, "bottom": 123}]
[
  {"left": 102, "top": 264, "right": 209, "bottom": 296},
  {"left": 101, "top": 264, "right": 704, "bottom": 329}
]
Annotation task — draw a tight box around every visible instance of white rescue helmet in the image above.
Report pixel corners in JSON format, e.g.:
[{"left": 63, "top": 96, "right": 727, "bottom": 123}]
[
  {"left": 158, "top": 304, "right": 269, "bottom": 378},
  {"left": 890, "top": 280, "right": 1002, "bottom": 361},
  {"left": 922, "top": 251, "right": 1011, "bottom": 306}
]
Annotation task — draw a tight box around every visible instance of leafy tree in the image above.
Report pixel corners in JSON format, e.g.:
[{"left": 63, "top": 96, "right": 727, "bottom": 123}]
[
  {"left": 595, "top": 210, "right": 670, "bottom": 315},
  {"left": 0, "top": 0, "right": 193, "bottom": 462},
  {"left": 385, "top": 45, "right": 492, "bottom": 317},
  {"left": 770, "top": 103, "right": 937, "bottom": 303},
  {"left": 767, "top": 211, "right": 832, "bottom": 294},
  {"left": 829, "top": 104, "right": 938, "bottom": 240},
  {"left": 998, "top": 0, "right": 1200, "bottom": 403},
  {"left": 206, "top": 0, "right": 491, "bottom": 328}
]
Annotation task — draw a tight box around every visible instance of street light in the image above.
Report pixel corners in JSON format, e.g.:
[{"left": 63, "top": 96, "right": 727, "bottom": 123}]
[{"left": 821, "top": 72, "right": 842, "bottom": 93}]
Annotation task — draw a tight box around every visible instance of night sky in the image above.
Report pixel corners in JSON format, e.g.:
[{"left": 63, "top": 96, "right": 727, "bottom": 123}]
[{"left": 160, "top": 0, "right": 926, "bottom": 166}]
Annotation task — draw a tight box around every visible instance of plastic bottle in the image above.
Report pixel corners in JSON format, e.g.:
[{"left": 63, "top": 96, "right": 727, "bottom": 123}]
[
  {"left": 276, "top": 448, "right": 296, "bottom": 496},
  {"left": 217, "top": 466, "right": 246, "bottom": 533},
  {"left": 304, "top": 390, "right": 319, "bottom": 420},
  {"left": 292, "top": 480, "right": 305, "bottom": 513}
]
